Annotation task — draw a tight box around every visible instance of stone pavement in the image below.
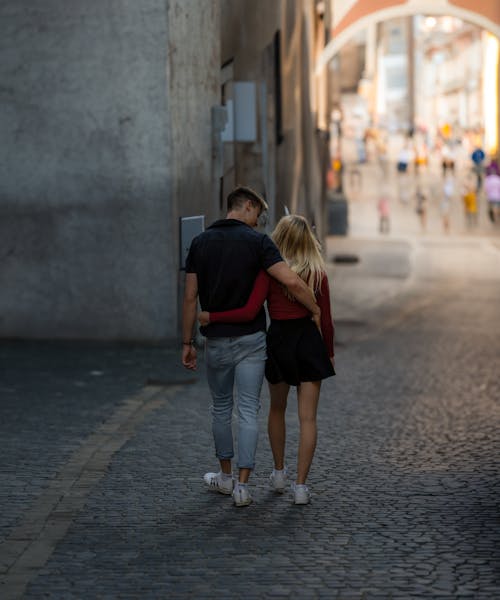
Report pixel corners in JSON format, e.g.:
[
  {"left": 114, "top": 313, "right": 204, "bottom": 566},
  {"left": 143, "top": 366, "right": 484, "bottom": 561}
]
[{"left": 1, "top": 206, "right": 500, "bottom": 598}]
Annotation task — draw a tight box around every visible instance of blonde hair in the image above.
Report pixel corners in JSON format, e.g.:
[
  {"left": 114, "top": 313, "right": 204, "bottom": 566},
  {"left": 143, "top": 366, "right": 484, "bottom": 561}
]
[{"left": 272, "top": 215, "right": 325, "bottom": 293}]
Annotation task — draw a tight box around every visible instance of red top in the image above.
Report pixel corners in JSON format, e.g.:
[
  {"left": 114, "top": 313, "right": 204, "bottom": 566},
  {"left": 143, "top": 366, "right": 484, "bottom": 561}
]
[{"left": 209, "top": 270, "right": 334, "bottom": 357}]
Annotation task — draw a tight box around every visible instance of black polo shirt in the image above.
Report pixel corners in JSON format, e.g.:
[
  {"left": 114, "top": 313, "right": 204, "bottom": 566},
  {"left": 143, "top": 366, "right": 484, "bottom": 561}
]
[{"left": 185, "top": 218, "right": 283, "bottom": 338}]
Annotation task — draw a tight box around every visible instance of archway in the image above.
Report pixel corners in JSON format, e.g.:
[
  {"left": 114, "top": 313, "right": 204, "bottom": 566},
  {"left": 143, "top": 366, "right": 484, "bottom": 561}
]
[
  {"left": 317, "top": 0, "right": 500, "bottom": 157},
  {"left": 318, "top": 0, "right": 500, "bottom": 69}
]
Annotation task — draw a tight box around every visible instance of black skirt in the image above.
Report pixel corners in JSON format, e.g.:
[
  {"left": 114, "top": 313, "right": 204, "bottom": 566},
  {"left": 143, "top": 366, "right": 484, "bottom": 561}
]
[{"left": 265, "top": 318, "right": 335, "bottom": 386}]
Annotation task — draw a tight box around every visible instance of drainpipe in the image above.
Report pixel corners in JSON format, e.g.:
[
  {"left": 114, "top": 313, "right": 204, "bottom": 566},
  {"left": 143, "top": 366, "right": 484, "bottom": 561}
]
[{"left": 407, "top": 16, "right": 415, "bottom": 134}]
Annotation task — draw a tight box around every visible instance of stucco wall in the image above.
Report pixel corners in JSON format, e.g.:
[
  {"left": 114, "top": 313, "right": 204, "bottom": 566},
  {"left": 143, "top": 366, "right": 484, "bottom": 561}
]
[
  {"left": 220, "top": 0, "right": 326, "bottom": 235},
  {"left": 169, "top": 1, "right": 220, "bottom": 224},
  {"left": 221, "top": 0, "right": 281, "bottom": 73},
  {"left": 220, "top": 0, "right": 281, "bottom": 219},
  {"left": 279, "top": 1, "right": 325, "bottom": 235},
  {"left": 0, "top": 0, "right": 219, "bottom": 341}
]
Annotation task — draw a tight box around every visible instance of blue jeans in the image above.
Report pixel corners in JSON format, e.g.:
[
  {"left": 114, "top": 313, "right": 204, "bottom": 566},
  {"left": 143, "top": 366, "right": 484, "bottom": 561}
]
[{"left": 205, "top": 331, "right": 266, "bottom": 470}]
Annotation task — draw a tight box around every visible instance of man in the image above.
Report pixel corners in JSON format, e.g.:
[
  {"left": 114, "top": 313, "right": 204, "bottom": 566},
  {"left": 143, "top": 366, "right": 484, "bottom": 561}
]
[{"left": 182, "top": 186, "right": 320, "bottom": 507}]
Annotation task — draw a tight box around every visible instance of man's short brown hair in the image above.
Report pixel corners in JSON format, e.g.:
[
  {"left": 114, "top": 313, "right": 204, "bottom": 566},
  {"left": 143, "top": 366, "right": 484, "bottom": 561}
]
[{"left": 227, "top": 186, "right": 269, "bottom": 214}]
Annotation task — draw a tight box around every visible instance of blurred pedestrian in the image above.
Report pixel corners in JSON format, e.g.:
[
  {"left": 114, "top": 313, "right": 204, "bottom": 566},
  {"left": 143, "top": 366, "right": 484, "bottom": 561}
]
[
  {"left": 485, "top": 159, "right": 499, "bottom": 176},
  {"left": 440, "top": 178, "right": 453, "bottom": 234},
  {"left": 484, "top": 168, "right": 500, "bottom": 223},
  {"left": 377, "top": 191, "right": 391, "bottom": 234},
  {"left": 441, "top": 144, "right": 455, "bottom": 177},
  {"left": 199, "top": 215, "right": 335, "bottom": 505},
  {"left": 462, "top": 183, "right": 478, "bottom": 228},
  {"left": 471, "top": 146, "right": 486, "bottom": 192},
  {"left": 397, "top": 144, "right": 412, "bottom": 203},
  {"left": 413, "top": 141, "right": 428, "bottom": 175},
  {"left": 376, "top": 135, "right": 389, "bottom": 177},
  {"left": 396, "top": 145, "right": 411, "bottom": 176},
  {"left": 415, "top": 187, "right": 427, "bottom": 232},
  {"left": 182, "top": 187, "right": 321, "bottom": 507}
]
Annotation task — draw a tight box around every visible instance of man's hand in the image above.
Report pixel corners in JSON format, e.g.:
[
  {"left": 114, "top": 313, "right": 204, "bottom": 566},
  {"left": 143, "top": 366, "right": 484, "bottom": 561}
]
[
  {"left": 267, "top": 261, "right": 320, "bottom": 316},
  {"left": 198, "top": 311, "right": 210, "bottom": 326},
  {"left": 182, "top": 344, "right": 197, "bottom": 370}
]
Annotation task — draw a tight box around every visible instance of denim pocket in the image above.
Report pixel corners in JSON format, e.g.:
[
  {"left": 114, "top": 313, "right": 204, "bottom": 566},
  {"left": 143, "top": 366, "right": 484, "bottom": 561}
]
[
  {"left": 238, "top": 331, "right": 266, "bottom": 361},
  {"left": 205, "top": 339, "right": 231, "bottom": 367}
]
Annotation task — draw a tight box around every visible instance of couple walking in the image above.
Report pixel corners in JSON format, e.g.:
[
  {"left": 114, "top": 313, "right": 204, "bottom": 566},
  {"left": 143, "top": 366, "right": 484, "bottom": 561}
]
[{"left": 182, "top": 186, "right": 335, "bottom": 506}]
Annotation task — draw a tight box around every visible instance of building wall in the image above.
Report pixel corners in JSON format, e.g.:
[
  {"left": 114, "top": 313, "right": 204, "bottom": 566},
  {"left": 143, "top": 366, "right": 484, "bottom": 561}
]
[
  {"left": 0, "top": 0, "right": 219, "bottom": 341},
  {"left": 0, "top": 0, "right": 326, "bottom": 342},
  {"left": 219, "top": 0, "right": 282, "bottom": 222},
  {"left": 279, "top": 1, "right": 327, "bottom": 238},
  {"left": 219, "top": 1, "right": 327, "bottom": 236},
  {"left": 169, "top": 1, "right": 220, "bottom": 224},
  {"left": 168, "top": 1, "right": 220, "bottom": 338}
]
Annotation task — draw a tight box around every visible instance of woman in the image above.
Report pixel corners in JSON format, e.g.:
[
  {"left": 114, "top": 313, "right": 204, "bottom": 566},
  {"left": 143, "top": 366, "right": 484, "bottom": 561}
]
[{"left": 199, "top": 215, "right": 335, "bottom": 505}]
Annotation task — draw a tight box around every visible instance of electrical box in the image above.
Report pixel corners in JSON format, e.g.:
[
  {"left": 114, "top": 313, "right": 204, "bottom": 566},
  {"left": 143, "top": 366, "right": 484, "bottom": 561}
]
[
  {"left": 220, "top": 82, "right": 257, "bottom": 143},
  {"left": 179, "top": 215, "right": 205, "bottom": 270}
]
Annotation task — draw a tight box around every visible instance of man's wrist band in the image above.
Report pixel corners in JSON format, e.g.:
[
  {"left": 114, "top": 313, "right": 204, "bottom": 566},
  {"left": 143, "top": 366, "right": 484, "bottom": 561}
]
[{"left": 183, "top": 340, "right": 195, "bottom": 346}]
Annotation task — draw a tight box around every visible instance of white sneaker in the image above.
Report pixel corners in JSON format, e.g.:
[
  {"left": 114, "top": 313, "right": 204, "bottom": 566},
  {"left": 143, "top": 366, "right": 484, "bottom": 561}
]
[
  {"left": 269, "top": 467, "right": 288, "bottom": 493},
  {"left": 292, "top": 483, "right": 311, "bottom": 505},
  {"left": 203, "top": 471, "right": 233, "bottom": 495},
  {"left": 232, "top": 483, "right": 252, "bottom": 507}
]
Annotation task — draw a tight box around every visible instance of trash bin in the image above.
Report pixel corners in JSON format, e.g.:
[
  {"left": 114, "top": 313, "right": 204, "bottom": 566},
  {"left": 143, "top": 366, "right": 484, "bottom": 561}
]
[{"left": 327, "top": 191, "right": 348, "bottom": 235}]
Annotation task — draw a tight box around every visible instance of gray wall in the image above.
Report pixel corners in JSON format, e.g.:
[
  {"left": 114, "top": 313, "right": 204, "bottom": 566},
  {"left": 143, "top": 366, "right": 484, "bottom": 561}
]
[
  {"left": 0, "top": 0, "right": 327, "bottom": 341},
  {"left": 168, "top": 1, "right": 220, "bottom": 224},
  {"left": 279, "top": 1, "right": 324, "bottom": 233},
  {"left": 219, "top": 0, "right": 326, "bottom": 237},
  {"left": 0, "top": 0, "right": 219, "bottom": 341},
  {"left": 167, "top": 0, "right": 220, "bottom": 338},
  {"left": 220, "top": 0, "right": 281, "bottom": 218}
]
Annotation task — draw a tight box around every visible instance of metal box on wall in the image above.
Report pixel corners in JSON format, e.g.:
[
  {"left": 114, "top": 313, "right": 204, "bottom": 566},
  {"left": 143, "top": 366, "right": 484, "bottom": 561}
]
[{"left": 179, "top": 215, "right": 205, "bottom": 270}]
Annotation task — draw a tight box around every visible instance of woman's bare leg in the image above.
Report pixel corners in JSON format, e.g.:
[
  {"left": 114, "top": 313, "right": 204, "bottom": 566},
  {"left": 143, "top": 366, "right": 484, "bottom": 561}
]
[
  {"left": 296, "top": 381, "right": 321, "bottom": 484},
  {"left": 267, "top": 382, "right": 289, "bottom": 470}
]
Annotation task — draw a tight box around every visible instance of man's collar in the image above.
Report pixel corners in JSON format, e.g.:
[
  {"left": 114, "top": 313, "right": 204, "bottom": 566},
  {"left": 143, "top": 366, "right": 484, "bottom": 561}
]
[{"left": 207, "top": 218, "right": 252, "bottom": 229}]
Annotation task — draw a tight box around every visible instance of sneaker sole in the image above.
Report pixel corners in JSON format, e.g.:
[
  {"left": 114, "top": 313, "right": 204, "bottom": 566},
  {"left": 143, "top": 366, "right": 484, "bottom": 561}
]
[
  {"left": 205, "top": 485, "right": 233, "bottom": 495},
  {"left": 233, "top": 498, "right": 253, "bottom": 507},
  {"left": 292, "top": 485, "right": 310, "bottom": 504},
  {"left": 270, "top": 475, "right": 287, "bottom": 494},
  {"left": 203, "top": 478, "right": 233, "bottom": 495},
  {"left": 294, "top": 497, "right": 310, "bottom": 505}
]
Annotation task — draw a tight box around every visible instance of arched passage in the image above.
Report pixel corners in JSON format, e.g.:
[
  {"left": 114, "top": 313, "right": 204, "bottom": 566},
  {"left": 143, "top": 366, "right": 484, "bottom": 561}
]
[
  {"left": 318, "top": 0, "right": 500, "bottom": 69},
  {"left": 317, "top": 0, "right": 500, "bottom": 156}
]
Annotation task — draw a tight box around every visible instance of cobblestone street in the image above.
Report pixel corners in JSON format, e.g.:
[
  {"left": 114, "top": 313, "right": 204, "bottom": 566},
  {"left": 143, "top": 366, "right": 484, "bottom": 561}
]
[{"left": 1, "top": 230, "right": 500, "bottom": 599}]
